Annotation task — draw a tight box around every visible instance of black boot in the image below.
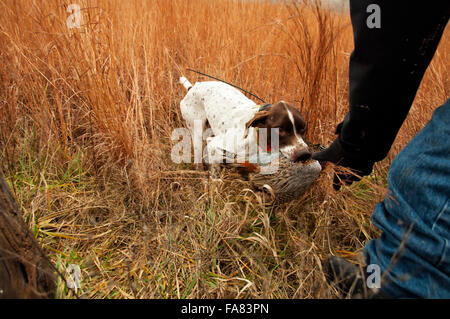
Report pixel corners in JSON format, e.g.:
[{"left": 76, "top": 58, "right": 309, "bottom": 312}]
[{"left": 322, "top": 256, "right": 388, "bottom": 299}]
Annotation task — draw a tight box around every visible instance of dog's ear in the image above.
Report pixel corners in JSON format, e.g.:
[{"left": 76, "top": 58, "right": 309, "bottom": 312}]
[
  {"left": 245, "top": 110, "right": 269, "bottom": 130},
  {"left": 244, "top": 110, "right": 269, "bottom": 137}
]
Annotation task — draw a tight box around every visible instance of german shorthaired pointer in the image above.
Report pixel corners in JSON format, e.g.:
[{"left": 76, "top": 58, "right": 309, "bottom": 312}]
[{"left": 179, "top": 77, "right": 312, "bottom": 166}]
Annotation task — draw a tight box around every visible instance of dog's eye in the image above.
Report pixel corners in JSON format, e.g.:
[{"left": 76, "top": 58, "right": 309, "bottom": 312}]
[{"left": 279, "top": 130, "right": 290, "bottom": 137}]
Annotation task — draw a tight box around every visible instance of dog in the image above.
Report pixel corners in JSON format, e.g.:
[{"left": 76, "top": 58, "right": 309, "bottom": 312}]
[{"left": 179, "top": 76, "right": 312, "bottom": 167}]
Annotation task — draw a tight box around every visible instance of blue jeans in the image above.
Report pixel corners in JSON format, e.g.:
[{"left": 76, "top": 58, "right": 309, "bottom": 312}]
[{"left": 364, "top": 99, "right": 450, "bottom": 298}]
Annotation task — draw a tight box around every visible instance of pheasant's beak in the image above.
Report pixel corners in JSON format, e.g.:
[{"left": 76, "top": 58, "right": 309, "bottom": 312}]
[{"left": 318, "top": 160, "right": 328, "bottom": 171}]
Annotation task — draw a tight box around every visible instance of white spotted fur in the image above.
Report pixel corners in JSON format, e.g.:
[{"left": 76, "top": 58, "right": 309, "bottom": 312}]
[{"left": 179, "top": 78, "right": 307, "bottom": 163}]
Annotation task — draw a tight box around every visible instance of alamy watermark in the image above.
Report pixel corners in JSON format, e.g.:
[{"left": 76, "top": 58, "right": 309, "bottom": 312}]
[
  {"left": 171, "top": 121, "right": 281, "bottom": 174},
  {"left": 66, "top": 264, "right": 81, "bottom": 290},
  {"left": 66, "top": 4, "right": 82, "bottom": 29},
  {"left": 366, "top": 264, "right": 381, "bottom": 289},
  {"left": 366, "top": 4, "right": 381, "bottom": 29}
]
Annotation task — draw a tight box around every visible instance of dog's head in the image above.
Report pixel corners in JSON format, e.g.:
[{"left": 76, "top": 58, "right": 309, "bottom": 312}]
[{"left": 245, "top": 101, "right": 311, "bottom": 162}]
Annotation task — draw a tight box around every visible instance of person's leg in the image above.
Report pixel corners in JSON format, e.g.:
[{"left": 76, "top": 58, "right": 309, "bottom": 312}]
[{"left": 364, "top": 99, "right": 450, "bottom": 298}]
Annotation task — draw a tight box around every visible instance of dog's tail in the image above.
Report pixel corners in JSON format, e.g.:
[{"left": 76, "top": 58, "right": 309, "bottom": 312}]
[{"left": 179, "top": 77, "right": 193, "bottom": 91}]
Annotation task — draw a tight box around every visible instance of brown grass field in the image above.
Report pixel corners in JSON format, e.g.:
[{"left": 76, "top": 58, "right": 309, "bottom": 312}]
[{"left": 0, "top": 0, "right": 448, "bottom": 298}]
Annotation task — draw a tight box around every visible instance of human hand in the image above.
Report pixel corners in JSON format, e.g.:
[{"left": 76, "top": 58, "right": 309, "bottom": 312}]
[{"left": 312, "top": 139, "right": 374, "bottom": 190}]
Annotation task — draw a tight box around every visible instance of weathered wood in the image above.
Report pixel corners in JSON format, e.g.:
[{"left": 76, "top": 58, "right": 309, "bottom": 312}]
[{"left": 0, "top": 173, "right": 55, "bottom": 298}]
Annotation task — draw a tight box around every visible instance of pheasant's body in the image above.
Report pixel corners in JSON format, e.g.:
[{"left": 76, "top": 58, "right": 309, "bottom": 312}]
[{"left": 249, "top": 156, "right": 321, "bottom": 204}]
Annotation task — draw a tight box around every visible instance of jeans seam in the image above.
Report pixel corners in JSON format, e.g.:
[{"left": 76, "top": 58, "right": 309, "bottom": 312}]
[
  {"left": 437, "top": 239, "right": 449, "bottom": 272},
  {"left": 432, "top": 199, "right": 449, "bottom": 268},
  {"left": 432, "top": 199, "right": 449, "bottom": 231}
]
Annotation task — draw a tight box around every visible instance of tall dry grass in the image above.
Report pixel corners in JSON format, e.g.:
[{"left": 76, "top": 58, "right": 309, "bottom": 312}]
[{"left": 0, "top": 0, "right": 448, "bottom": 298}]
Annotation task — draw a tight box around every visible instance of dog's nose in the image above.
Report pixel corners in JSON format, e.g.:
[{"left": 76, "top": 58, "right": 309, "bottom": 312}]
[{"left": 293, "top": 149, "right": 312, "bottom": 163}]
